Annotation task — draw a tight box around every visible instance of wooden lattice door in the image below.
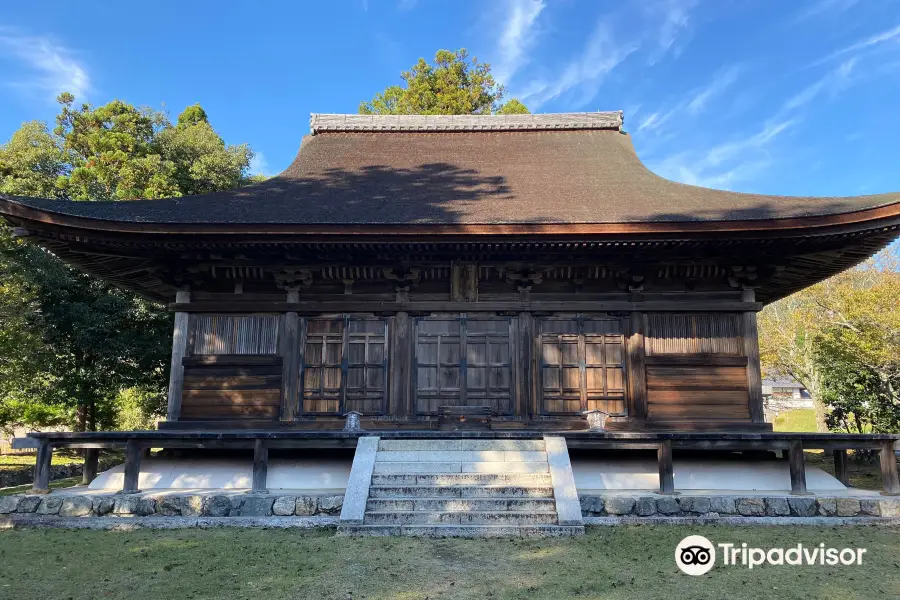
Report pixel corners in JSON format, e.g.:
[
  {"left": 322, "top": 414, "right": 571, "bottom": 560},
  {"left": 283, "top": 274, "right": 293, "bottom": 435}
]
[
  {"left": 539, "top": 317, "right": 626, "bottom": 415},
  {"left": 413, "top": 316, "right": 514, "bottom": 415}
]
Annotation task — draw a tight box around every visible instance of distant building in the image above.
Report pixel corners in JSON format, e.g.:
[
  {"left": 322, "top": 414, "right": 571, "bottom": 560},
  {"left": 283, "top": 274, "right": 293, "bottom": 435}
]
[{"left": 763, "top": 377, "right": 813, "bottom": 419}]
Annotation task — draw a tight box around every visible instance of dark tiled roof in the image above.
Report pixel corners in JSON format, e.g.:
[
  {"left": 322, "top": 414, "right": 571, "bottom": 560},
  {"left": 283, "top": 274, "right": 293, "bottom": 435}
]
[{"left": 2, "top": 113, "right": 898, "bottom": 225}]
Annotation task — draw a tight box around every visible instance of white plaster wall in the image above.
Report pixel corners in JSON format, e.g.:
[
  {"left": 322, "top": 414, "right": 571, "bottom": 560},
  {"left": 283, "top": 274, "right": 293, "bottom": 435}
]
[{"left": 572, "top": 457, "right": 845, "bottom": 493}]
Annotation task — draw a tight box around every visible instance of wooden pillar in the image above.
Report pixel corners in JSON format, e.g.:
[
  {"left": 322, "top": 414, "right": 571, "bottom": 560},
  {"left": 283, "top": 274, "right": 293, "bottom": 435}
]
[
  {"left": 32, "top": 439, "right": 53, "bottom": 494},
  {"left": 122, "top": 439, "right": 143, "bottom": 494},
  {"left": 281, "top": 288, "right": 300, "bottom": 421},
  {"left": 252, "top": 439, "right": 269, "bottom": 493},
  {"left": 657, "top": 440, "right": 674, "bottom": 494},
  {"left": 626, "top": 311, "right": 647, "bottom": 420},
  {"left": 390, "top": 311, "right": 411, "bottom": 419},
  {"left": 833, "top": 449, "right": 849, "bottom": 486},
  {"left": 788, "top": 440, "right": 808, "bottom": 495},
  {"left": 517, "top": 313, "right": 533, "bottom": 420},
  {"left": 741, "top": 289, "right": 765, "bottom": 423},
  {"left": 166, "top": 288, "right": 191, "bottom": 421},
  {"left": 82, "top": 448, "right": 99, "bottom": 485},
  {"left": 880, "top": 441, "right": 900, "bottom": 494}
]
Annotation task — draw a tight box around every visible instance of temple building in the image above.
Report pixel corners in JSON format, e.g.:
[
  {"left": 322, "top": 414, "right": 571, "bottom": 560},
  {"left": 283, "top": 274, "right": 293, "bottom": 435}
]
[{"left": 2, "top": 112, "right": 899, "bottom": 534}]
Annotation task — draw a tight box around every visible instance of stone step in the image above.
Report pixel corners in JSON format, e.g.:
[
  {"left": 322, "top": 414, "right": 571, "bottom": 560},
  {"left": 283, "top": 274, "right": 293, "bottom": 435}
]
[
  {"left": 338, "top": 525, "right": 584, "bottom": 538},
  {"left": 368, "top": 485, "right": 556, "bottom": 499},
  {"left": 363, "top": 511, "right": 559, "bottom": 526},
  {"left": 375, "top": 450, "right": 547, "bottom": 463},
  {"left": 371, "top": 473, "right": 553, "bottom": 486},
  {"left": 377, "top": 440, "right": 546, "bottom": 452},
  {"left": 372, "top": 461, "right": 549, "bottom": 475},
  {"left": 366, "top": 498, "right": 556, "bottom": 512}
]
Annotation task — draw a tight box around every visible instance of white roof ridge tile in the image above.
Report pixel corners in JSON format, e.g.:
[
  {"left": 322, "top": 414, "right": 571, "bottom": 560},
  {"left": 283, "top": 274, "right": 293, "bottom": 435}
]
[{"left": 309, "top": 112, "right": 624, "bottom": 134}]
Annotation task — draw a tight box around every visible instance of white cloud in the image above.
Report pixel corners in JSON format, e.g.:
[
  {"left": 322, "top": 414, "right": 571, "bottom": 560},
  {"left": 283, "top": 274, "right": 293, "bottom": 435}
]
[
  {"left": 783, "top": 58, "right": 856, "bottom": 111},
  {"left": 815, "top": 23, "right": 900, "bottom": 64},
  {"left": 653, "top": 119, "right": 796, "bottom": 190},
  {"left": 687, "top": 65, "right": 739, "bottom": 114},
  {"left": 0, "top": 31, "right": 90, "bottom": 100},
  {"left": 492, "top": 0, "right": 545, "bottom": 85},
  {"left": 249, "top": 151, "right": 271, "bottom": 176},
  {"left": 516, "top": 19, "right": 638, "bottom": 109},
  {"left": 645, "top": 0, "right": 699, "bottom": 64},
  {"left": 795, "top": 0, "right": 861, "bottom": 22}
]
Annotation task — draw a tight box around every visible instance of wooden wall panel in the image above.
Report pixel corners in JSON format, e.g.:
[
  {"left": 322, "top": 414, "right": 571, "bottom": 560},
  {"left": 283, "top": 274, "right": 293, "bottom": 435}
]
[
  {"left": 180, "top": 355, "right": 282, "bottom": 420},
  {"left": 646, "top": 313, "right": 743, "bottom": 355},
  {"left": 646, "top": 355, "right": 750, "bottom": 422},
  {"left": 192, "top": 315, "right": 279, "bottom": 355}
]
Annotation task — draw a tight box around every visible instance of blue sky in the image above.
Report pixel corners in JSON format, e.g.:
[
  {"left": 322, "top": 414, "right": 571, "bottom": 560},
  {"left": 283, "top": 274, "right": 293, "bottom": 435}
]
[{"left": 1, "top": 0, "right": 899, "bottom": 197}]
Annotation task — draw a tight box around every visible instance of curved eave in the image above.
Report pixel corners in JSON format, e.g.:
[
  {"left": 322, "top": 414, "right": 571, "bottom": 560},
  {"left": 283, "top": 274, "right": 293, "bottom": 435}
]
[{"left": 2, "top": 194, "right": 900, "bottom": 240}]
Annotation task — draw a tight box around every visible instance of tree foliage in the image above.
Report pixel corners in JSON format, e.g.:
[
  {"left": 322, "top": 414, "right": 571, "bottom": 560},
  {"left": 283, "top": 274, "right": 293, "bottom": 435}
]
[
  {"left": 0, "top": 95, "right": 258, "bottom": 433},
  {"left": 759, "top": 247, "right": 900, "bottom": 433},
  {"left": 359, "top": 49, "right": 529, "bottom": 116}
]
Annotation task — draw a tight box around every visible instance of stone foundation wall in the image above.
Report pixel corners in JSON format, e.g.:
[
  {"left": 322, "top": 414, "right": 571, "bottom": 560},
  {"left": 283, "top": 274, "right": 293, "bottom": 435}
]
[
  {"left": 0, "top": 492, "right": 343, "bottom": 518},
  {"left": 579, "top": 494, "right": 900, "bottom": 518}
]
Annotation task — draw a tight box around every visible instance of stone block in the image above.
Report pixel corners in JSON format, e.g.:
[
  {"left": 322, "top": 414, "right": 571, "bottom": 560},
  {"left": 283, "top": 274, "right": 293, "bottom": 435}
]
[
  {"left": 736, "top": 497, "right": 765, "bottom": 516},
  {"left": 788, "top": 497, "right": 817, "bottom": 517},
  {"left": 156, "top": 496, "right": 182, "bottom": 516},
  {"left": 877, "top": 498, "right": 900, "bottom": 517},
  {"left": 835, "top": 498, "right": 861, "bottom": 517},
  {"left": 817, "top": 498, "right": 837, "bottom": 517},
  {"left": 94, "top": 497, "right": 115, "bottom": 516},
  {"left": 859, "top": 499, "right": 881, "bottom": 516},
  {"left": 295, "top": 496, "right": 317, "bottom": 516},
  {"left": 765, "top": 497, "right": 790, "bottom": 516},
  {"left": 709, "top": 496, "right": 736, "bottom": 515},
  {"left": 579, "top": 495, "right": 603, "bottom": 516},
  {"left": 678, "top": 496, "right": 711, "bottom": 515},
  {"left": 656, "top": 496, "right": 680, "bottom": 515},
  {"left": 17, "top": 496, "right": 42, "bottom": 513},
  {"left": 36, "top": 496, "right": 63, "bottom": 515},
  {"left": 635, "top": 497, "right": 657, "bottom": 516},
  {"left": 273, "top": 496, "right": 297, "bottom": 516},
  {"left": 239, "top": 495, "right": 274, "bottom": 517},
  {"left": 113, "top": 495, "right": 155, "bottom": 516},
  {"left": 0, "top": 495, "right": 22, "bottom": 514},
  {"left": 59, "top": 496, "right": 94, "bottom": 517},
  {"left": 317, "top": 495, "right": 344, "bottom": 515},
  {"left": 203, "top": 495, "right": 234, "bottom": 517},
  {"left": 181, "top": 495, "right": 204, "bottom": 517},
  {"left": 604, "top": 496, "right": 636, "bottom": 515}
]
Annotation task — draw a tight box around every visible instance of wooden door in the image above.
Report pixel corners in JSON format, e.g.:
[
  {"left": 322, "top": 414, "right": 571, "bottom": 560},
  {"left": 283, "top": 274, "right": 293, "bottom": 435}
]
[
  {"left": 539, "top": 317, "right": 626, "bottom": 415},
  {"left": 414, "top": 316, "right": 514, "bottom": 415},
  {"left": 300, "top": 317, "right": 388, "bottom": 415}
]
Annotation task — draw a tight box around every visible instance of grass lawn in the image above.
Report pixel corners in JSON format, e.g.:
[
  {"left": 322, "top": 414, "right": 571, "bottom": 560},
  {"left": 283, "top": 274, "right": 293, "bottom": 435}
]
[
  {"left": 0, "top": 451, "right": 86, "bottom": 472},
  {"left": 0, "top": 526, "right": 897, "bottom": 600},
  {"left": 773, "top": 408, "right": 818, "bottom": 433}
]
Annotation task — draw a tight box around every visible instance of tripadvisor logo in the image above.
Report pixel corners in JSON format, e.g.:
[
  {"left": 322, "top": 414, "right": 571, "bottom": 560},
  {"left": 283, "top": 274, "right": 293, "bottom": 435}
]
[{"left": 675, "top": 535, "right": 867, "bottom": 576}]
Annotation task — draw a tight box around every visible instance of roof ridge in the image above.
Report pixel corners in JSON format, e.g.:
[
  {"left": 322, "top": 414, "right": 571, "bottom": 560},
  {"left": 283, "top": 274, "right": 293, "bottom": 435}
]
[{"left": 309, "top": 111, "right": 624, "bottom": 134}]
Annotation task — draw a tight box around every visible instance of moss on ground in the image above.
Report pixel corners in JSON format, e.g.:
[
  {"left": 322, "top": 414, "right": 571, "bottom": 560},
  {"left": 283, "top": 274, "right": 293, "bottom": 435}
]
[
  {"left": 0, "top": 526, "right": 897, "bottom": 600},
  {"left": 773, "top": 408, "right": 818, "bottom": 433}
]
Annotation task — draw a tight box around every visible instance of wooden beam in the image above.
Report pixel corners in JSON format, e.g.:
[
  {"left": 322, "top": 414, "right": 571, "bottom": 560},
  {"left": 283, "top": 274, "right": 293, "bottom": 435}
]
[
  {"left": 657, "top": 440, "right": 674, "bottom": 494},
  {"left": 788, "top": 440, "right": 808, "bottom": 495},
  {"left": 166, "top": 288, "right": 191, "bottom": 421},
  {"left": 281, "top": 288, "right": 301, "bottom": 422},
  {"left": 122, "top": 439, "right": 143, "bottom": 493},
  {"left": 833, "top": 449, "right": 849, "bottom": 486},
  {"left": 517, "top": 313, "right": 533, "bottom": 420},
  {"left": 741, "top": 289, "right": 765, "bottom": 423},
  {"left": 252, "top": 439, "right": 269, "bottom": 493},
  {"left": 880, "top": 440, "right": 900, "bottom": 494},
  {"left": 32, "top": 439, "right": 53, "bottom": 494},
  {"left": 626, "top": 312, "right": 647, "bottom": 420},
  {"left": 170, "top": 300, "right": 764, "bottom": 314}
]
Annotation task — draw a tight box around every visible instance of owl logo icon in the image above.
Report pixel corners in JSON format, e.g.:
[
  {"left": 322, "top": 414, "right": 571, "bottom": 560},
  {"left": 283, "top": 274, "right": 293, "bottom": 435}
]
[{"left": 676, "top": 535, "right": 716, "bottom": 575}]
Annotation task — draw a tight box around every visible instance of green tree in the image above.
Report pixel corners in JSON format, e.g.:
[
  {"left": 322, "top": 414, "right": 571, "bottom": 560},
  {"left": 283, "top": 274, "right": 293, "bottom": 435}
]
[
  {"left": 359, "top": 49, "right": 529, "bottom": 116},
  {"left": 0, "top": 95, "right": 258, "bottom": 434},
  {"left": 759, "top": 248, "right": 900, "bottom": 434}
]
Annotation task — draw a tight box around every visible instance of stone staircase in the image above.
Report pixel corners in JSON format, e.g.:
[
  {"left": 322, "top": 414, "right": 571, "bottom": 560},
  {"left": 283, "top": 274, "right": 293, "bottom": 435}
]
[{"left": 338, "top": 437, "right": 584, "bottom": 537}]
